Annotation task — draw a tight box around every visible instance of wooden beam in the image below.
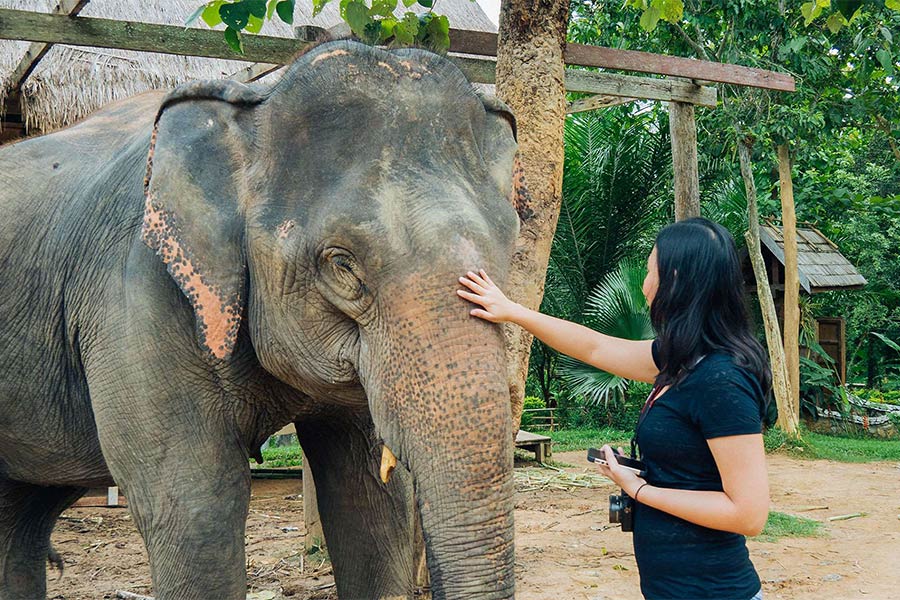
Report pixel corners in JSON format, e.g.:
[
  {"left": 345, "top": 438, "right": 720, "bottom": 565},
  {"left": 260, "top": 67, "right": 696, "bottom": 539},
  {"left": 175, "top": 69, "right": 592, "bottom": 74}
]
[
  {"left": 669, "top": 101, "right": 700, "bottom": 219},
  {"left": 7, "top": 0, "right": 89, "bottom": 90},
  {"left": 0, "top": 9, "right": 717, "bottom": 105},
  {"left": 0, "top": 8, "right": 309, "bottom": 64},
  {"left": 563, "top": 70, "right": 717, "bottom": 107},
  {"left": 566, "top": 94, "right": 636, "bottom": 114},
  {"left": 449, "top": 28, "right": 795, "bottom": 92}
]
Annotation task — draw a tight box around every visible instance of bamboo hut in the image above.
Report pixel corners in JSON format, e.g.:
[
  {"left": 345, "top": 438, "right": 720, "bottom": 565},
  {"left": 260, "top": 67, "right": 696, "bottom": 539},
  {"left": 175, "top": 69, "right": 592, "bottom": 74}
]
[{"left": 0, "top": 0, "right": 497, "bottom": 142}]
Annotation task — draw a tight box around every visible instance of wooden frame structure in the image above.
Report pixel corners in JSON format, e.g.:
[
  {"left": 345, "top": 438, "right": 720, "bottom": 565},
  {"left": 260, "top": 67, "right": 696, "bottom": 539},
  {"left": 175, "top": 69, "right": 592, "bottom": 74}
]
[{"left": 0, "top": 5, "right": 794, "bottom": 218}]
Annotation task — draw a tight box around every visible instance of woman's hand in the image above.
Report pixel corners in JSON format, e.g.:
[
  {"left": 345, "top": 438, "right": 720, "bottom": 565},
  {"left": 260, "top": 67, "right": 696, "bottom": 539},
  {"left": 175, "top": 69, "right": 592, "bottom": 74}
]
[
  {"left": 457, "top": 270, "right": 521, "bottom": 323},
  {"left": 593, "top": 445, "right": 646, "bottom": 498}
]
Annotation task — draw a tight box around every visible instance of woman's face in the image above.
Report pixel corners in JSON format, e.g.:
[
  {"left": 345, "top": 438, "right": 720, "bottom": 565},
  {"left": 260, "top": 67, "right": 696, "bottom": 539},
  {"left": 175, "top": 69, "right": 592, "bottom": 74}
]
[{"left": 643, "top": 246, "right": 660, "bottom": 307}]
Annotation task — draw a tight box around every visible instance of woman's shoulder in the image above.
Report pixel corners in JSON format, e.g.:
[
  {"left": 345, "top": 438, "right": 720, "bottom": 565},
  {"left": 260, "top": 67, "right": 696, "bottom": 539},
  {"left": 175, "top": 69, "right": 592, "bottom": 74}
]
[{"left": 687, "top": 353, "right": 763, "bottom": 396}]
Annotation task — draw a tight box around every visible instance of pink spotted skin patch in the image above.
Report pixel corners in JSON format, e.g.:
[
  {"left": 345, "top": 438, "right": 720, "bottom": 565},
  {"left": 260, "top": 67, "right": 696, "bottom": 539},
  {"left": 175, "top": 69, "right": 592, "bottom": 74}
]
[{"left": 141, "top": 193, "right": 242, "bottom": 360}]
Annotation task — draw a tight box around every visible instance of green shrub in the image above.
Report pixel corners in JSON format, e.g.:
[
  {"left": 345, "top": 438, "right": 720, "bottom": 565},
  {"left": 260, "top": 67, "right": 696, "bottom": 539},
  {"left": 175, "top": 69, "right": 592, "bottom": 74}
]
[{"left": 520, "top": 396, "right": 546, "bottom": 429}]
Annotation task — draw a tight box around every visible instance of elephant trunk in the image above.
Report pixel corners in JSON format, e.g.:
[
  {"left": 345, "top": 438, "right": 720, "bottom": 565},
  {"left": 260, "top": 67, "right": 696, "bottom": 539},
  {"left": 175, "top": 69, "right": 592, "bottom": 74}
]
[{"left": 360, "top": 282, "right": 515, "bottom": 599}]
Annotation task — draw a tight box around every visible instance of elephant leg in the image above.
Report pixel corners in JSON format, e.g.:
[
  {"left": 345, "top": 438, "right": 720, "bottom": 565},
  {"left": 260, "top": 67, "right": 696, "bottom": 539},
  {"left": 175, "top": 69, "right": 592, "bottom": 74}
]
[
  {"left": 296, "top": 411, "right": 416, "bottom": 600},
  {"left": 0, "top": 478, "right": 85, "bottom": 600},
  {"left": 99, "top": 435, "right": 252, "bottom": 600}
]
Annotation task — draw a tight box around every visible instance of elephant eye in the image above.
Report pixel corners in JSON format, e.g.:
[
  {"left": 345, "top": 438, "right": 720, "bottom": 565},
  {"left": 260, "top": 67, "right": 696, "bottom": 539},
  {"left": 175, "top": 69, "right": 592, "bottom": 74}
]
[{"left": 320, "top": 246, "right": 366, "bottom": 299}]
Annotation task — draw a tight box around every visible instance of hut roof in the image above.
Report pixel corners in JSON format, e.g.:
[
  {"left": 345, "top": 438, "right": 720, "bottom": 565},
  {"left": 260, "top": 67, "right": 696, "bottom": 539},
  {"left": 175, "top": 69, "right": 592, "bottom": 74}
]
[
  {"left": 759, "top": 222, "right": 867, "bottom": 293},
  {"left": 0, "top": 0, "right": 496, "bottom": 135}
]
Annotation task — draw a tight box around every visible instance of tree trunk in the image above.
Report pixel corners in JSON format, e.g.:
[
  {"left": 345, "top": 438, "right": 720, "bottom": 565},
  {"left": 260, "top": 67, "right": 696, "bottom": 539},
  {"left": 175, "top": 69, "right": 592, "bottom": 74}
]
[
  {"left": 669, "top": 101, "right": 701, "bottom": 220},
  {"left": 777, "top": 143, "right": 801, "bottom": 424},
  {"left": 738, "top": 138, "right": 799, "bottom": 436},
  {"left": 495, "top": 0, "right": 571, "bottom": 431}
]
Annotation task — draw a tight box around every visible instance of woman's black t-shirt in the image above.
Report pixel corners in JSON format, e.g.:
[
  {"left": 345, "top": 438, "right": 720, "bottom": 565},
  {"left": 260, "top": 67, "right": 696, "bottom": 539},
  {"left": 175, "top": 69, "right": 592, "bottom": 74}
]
[{"left": 632, "top": 344, "right": 765, "bottom": 600}]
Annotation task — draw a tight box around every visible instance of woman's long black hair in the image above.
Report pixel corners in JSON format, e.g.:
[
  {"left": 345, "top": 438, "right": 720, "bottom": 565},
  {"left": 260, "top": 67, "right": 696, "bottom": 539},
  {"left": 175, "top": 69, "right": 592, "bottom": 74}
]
[{"left": 651, "top": 217, "right": 772, "bottom": 394}]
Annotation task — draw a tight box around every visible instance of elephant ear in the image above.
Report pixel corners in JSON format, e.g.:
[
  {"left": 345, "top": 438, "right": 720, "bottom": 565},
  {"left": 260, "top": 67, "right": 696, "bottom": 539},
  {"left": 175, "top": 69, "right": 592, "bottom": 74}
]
[
  {"left": 142, "top": 80, "right": 263, "bottom": 361},
  {"left": 478, "top": 94, "right": 533, "bottom": 222}
]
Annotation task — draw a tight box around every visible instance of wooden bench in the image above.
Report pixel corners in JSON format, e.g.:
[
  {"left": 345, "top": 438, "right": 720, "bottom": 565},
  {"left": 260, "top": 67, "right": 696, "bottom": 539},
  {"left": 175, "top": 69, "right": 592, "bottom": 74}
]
[{"left": 515, "top": 430, "right": 552, "bottom": 463}]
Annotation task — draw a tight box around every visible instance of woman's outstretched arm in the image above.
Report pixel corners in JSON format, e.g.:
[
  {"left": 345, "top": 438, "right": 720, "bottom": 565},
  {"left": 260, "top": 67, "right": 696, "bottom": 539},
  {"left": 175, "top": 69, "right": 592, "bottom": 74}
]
[{"left": 458, "top": 270, "right": 658, "bottom": 384}]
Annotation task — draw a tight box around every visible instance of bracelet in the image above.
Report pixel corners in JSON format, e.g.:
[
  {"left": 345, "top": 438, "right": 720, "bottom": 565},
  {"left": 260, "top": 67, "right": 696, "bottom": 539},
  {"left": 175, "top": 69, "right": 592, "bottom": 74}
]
[{"left": 633, "top": 482, "right": 649, "bottom": 503}]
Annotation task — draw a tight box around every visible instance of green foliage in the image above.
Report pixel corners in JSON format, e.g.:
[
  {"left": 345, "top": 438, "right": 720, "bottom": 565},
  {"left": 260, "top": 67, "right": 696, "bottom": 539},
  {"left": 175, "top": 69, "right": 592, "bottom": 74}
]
[
  {"left": 558, "top": 259, "right": 654, "bottom": 407},
  {"left": 765, "top": 426, "right": 900, "bottom": 461},
  {"left": 190, "top": 0, "right": 455, "bottom": 53},
  {"left": 623, "top": 0, "right": 684, "bottom": 31},
  {"left": 753, "top": 511, "right": 824, "bottom": 543},
  {"left": 548, "top": 427, "right": 633, "bottom": 452},
  {"left": 253, "top": 444, "right": 303, "bottom": 468}
]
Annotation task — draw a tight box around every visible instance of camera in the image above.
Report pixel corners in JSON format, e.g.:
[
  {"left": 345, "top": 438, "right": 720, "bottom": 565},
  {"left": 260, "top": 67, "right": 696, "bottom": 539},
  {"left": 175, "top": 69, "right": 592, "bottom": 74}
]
[{"left": 609, "top": 491, "right": 634, "bottom": 532}]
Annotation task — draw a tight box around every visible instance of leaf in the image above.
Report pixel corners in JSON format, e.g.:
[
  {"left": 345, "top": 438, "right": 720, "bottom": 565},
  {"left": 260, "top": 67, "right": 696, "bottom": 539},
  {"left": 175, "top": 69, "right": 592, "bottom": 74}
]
[
  {"left": 639, "top": 5, "right": 661, "bottom": 31},
  {"left": 654, "top": 0, "right": 683, "bottom": 23},
  {"left": 185, "top": 4, "right": 206, "bottom": 27},
  {"left": 424, "top": 14, "right": 450, "bottom": 51},
  {"left": 872, "top": 332, "right": 900, "bottom": 353},
  {"left": 417, "top": 0, "right": 434, "bottom": 8},
  {"left": 267, "top": 0, "right": 279, "bottom": 20},
  {"left": 800, "top": 1, "right": 823, "bottom": 25},
  {"left": 246, "top": 0, "right": 268, "bottom": 18},
  {"left": 833, "top": 0, "right": 861, "bottom": 20},
  {"left": 876, "top": 48, "right": 894, "bottom": 73},
  {"left": 224, "top": 26, "right": 244, "bottom": 52},
  {"left": 344, "top": 0, "right": 373, "bottom": 37},
  {"left": 276, "top": 0, "right": 294, "bottom": 23},
  {"left": 246, "top": 13, "right": 264, "bottom": 33},
  {"left": 393, "top": 13, "right": 418, "bottom": 44},
  {"left": 402, "top": 0, "right": 417, "bottom": 6},
  {"left": 220, "top": 2, "right": 251, "bottom": 30},
  {"left": 371, "top": 0, "right": 398, "bottom": 17},
  {"left": 888, "top": 0, "right": 900, "bottom": 10},
  {"left": 201, "top": 1, "right": 227, "bottom": 27},
  {"left": 880, "top": 26, "right": 893, "bottom": 44},
  {"left": 380, "top": 17, "right": 397, "bottom": 42},
  {"left": 312, "top": 0, "right": 328, "bottom": 17},
  {"left": 826, "top": 12, "right": 844, "bottom": 33}
]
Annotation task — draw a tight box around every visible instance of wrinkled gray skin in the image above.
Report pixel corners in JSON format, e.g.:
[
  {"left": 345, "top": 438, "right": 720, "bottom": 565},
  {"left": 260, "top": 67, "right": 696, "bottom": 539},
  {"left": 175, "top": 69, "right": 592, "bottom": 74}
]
[{"left": 0, "top": 41, "right": 520, "bottom": 599}]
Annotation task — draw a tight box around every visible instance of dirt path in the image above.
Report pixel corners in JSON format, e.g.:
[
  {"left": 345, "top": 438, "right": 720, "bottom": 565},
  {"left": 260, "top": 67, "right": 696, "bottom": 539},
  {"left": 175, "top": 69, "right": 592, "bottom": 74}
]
[{"left": 47, "top": 452, "right": 900, "bottom": 599}]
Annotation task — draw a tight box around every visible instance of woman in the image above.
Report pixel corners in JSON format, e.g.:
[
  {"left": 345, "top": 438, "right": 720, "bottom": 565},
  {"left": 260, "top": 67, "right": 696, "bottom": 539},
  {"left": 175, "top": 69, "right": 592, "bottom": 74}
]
[{"left": 458, "top": 218, "right": 769, "bottom": 600}]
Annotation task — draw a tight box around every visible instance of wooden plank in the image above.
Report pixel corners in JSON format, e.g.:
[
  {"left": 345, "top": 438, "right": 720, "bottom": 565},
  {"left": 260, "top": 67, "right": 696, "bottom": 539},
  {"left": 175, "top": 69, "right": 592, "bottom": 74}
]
[
  {"left": 567, "top": 94, "right": 636, "bottom": 114},
  {"left": 670, "top": 101, "right": 700, "bottom": 219},
  {"left": 449, "top": 28, "right": 795, "bottom": 92},
  {"left": 515, "top": 430, "right": 551, "bottom": 443},
  {"left": 0, "top": 8, "right": 309, "bottom": 64},
  {"left": 7, "top": 0, "right": 90, "bottom": 90},
  {"left": 564, "top": 70, "right": 717, "bottom": 107},
  {"left": 0, "top": 9, "right": 716, "bottom": 105}
]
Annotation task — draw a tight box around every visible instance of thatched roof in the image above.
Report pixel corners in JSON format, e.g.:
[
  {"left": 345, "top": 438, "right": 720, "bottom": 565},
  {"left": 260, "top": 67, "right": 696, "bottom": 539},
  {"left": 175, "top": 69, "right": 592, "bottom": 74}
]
[
  {"left": 0, "top": 0, "right": 496, "bottom": 136},
  {"left": 759, "top": 223, "right": 867, "bottom": 293}
]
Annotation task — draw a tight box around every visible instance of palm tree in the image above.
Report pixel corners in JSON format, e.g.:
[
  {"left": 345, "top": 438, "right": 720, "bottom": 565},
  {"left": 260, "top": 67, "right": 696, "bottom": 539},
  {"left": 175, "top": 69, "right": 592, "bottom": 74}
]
[
  {"left": 557, "top": 260, "right": 655, "bottom": 407},
  {"left": 529, "top": 105, "right": 671, "bottom": 405}
]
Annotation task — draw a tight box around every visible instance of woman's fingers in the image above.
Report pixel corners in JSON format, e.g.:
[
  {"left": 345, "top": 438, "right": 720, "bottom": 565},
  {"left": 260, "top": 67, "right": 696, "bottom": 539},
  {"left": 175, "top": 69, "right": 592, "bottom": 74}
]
[
  {"left": 457, "top": 289, "right": 487, "bottom": 306},
  {"left": 467, "top": 270, "right": 490, "bottom": 288},
  {"left": 479, "top": 269, "right": 496, "bottom": 287},
  {"left": 458, "top": 276, "right": 486, "bottom": 294},
  {"left": 470, "top": 308, "right": 498, "bottom": 322}
]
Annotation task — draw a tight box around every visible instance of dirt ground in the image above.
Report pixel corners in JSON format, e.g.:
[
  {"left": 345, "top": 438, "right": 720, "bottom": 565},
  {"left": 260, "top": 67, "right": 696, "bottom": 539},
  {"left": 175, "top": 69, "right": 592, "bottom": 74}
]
[{"left": 47, "top": 451, "right": 900, "bottom": 600}]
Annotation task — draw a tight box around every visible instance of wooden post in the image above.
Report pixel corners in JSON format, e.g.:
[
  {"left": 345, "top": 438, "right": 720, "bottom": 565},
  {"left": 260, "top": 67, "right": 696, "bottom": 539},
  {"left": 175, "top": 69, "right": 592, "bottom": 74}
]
[
  {"left": 301, "top": 450, "right": 325, "bottom": 553},
  {"left": 739, "top": 139, "right": 798, "bottom": 436},
  {"left": 669, "top": 101, "right": 701, "bottom": 220},
  {"left": 778, "top": 143, "right": 801, "bottom": 423}
]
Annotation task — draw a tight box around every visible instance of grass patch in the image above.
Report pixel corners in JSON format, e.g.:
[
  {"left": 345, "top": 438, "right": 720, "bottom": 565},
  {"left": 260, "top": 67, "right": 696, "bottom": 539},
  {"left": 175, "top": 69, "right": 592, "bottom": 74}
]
[
  {"left": 764, "top": 427, "right": 900, "bottom": 462},
  {"left": 752, "top": 511, "right": 824, "bottom": 543},
  {"left": 253, "top": 444, "right": 303, "bottom": 469},
  {"left": 549, "top": 427, "right": 632, "bottom": 453}
]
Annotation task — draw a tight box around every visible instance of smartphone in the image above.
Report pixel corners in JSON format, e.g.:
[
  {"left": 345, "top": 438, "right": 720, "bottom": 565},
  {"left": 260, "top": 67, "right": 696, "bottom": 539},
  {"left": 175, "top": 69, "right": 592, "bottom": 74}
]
[{"left": 587, "top": 447, "right": 647, "bottom": 477}]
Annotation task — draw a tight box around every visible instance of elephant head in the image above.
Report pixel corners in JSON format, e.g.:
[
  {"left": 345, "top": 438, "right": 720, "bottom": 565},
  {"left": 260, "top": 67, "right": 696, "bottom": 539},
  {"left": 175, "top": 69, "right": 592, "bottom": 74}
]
[{"left": 143, "top": 41, "right": 521, "bottom": 598}]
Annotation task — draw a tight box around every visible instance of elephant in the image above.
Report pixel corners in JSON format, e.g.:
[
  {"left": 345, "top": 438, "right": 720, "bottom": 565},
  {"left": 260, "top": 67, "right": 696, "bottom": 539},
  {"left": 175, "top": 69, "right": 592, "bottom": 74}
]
[{"left": 0, "top": 40, "right": 524, "bottom": 600}]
